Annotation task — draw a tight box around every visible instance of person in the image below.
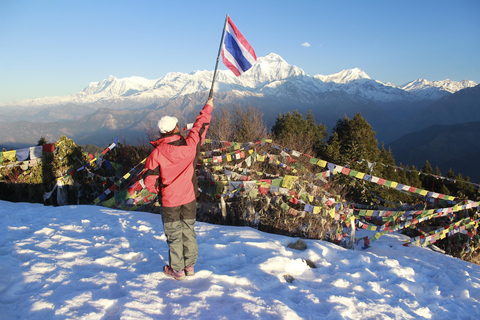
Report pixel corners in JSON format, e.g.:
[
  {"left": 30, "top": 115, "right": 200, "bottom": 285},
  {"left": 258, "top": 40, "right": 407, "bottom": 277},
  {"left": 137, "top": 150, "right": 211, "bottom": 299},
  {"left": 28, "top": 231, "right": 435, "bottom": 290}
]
[{"left": 144, "top": 98, "right": 213, "bottom": 280}]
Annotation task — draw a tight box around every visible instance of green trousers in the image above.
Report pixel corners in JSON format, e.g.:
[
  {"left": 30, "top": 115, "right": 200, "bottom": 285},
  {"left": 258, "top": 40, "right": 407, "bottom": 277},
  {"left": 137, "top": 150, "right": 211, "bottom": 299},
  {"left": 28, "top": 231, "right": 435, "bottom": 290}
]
[{"left": 162, "top": 200, "right": 198, "bottom": 272}]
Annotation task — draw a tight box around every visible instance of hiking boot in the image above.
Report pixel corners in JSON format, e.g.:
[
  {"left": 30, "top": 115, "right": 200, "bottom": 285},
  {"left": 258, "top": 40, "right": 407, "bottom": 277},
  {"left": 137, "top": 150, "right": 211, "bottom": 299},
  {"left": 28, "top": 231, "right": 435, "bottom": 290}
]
[
  {"left": 163, "top": 265, "right": 186, "bottom": 280},
  {"left": 184, "top": 265, "right": 195, "bottom": 276}
]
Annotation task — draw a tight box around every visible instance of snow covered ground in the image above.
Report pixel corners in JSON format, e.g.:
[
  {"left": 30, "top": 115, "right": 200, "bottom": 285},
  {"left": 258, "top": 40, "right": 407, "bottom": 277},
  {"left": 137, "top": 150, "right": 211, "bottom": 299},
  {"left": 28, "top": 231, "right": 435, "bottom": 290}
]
[{"left": 1, "top": 200, "right": 479, "bottom": 319}]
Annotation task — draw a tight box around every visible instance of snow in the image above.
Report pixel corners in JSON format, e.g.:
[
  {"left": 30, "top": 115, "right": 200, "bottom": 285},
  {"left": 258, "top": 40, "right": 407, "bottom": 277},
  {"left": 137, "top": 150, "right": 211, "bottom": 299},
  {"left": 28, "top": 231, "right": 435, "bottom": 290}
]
[
  {"left": 1, "top": 200, "right": 479, "bottom": 319},
  {"left": 81, "top": 76, "right": 160, "bottom": 96},
  {"left": 314, "top": 68, "right": 371, "bottom": 84},
  {"left": 401, "top": 79, "right": 478, "bottom": 94}
]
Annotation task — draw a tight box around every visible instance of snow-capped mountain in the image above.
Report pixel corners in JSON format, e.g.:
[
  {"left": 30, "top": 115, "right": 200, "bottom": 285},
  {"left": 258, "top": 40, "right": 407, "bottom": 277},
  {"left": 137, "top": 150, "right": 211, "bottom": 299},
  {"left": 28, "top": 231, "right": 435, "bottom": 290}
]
[
  {"left": 82, "top": 75, "right": 159, "bottom": 97},
  {"left": 400, "top": 79, "right": 477, "bottom": 100},
  {"left": 315, "top": 68, "right": 371, "bottom": 84},
  {"left": 401, "top": 78, "right": 477, "bottom": 93},
  {"left": 1, "top": 53, "right": 476, "bottom": 113}
]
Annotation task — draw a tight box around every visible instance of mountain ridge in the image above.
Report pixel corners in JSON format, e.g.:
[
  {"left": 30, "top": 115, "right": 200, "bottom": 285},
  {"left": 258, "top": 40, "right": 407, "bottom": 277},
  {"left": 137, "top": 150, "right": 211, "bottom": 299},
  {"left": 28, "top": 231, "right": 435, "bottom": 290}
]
[{"left": 1, "top": 53, "right": 476, "bottom": 111}]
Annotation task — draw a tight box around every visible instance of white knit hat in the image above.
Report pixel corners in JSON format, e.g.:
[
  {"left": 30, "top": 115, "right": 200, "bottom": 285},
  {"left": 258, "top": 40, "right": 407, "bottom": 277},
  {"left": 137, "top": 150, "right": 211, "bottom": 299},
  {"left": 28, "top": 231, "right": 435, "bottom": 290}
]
[{"left": 157, "top": 116, "right": 178, "bottom": 133}]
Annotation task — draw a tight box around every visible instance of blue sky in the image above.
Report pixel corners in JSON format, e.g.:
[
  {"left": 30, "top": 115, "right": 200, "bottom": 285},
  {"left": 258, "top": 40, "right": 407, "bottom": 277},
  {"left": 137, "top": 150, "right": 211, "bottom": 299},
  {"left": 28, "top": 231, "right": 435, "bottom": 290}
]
[{"left": 0, "top": 0, "right": 479, "bottom": 103}]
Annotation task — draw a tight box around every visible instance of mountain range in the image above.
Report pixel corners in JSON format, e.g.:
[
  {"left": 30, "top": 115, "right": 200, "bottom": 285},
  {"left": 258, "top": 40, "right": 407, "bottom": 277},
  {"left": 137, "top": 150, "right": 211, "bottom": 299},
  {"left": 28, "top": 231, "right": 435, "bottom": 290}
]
[{"left": 0, "top": 53, "right": 478, "bottom": 180}]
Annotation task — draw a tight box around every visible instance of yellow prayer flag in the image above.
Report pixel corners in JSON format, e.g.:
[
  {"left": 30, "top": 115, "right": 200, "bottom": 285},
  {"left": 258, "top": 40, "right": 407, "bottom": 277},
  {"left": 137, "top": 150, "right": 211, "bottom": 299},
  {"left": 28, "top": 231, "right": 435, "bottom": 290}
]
[
  {"left": 313, "top": 206, "right": 321, "bottom": 214},
  {"left": 317, "top": 159, "right": 327, "bottom": 167},
  {"left": 2, "top": 150, "right": 16, "bottom": 162},
  {"left": 227, "top": 154, "right": 232, "bottom": 162},
  {"left": 390, "top": 181, "right": 398, "bottom": 188},
  {"left": 282, "top": 175, "right": 298, "bottom": 189},
  {"left": 355, "top": 172, "right": 365, "bottom": 179},
  {"left": 329, "top": 207, "right": 335, "bottom": 218}
]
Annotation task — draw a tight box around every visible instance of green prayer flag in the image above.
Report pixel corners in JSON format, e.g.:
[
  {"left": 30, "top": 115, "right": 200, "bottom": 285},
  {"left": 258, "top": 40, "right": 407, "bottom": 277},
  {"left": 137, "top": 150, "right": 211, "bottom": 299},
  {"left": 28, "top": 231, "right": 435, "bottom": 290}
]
[
  {"left": 101, "top": 197, "right": 115, "bottom": 208},
  {"left": 271, "top": 178, "right": 283, "bottom": 187},
  {"left": 117, "top": 188, "right": 129, "bottom": 201},
  {"left": 348, "top": 170, "right": 358, "bottom": 177}
]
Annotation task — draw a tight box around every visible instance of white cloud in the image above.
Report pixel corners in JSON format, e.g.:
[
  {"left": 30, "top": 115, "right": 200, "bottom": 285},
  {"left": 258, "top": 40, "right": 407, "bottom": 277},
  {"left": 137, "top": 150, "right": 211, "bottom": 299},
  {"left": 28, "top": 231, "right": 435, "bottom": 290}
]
[{"left": 301, "top": 42, "right": 311, "bottom": 47}]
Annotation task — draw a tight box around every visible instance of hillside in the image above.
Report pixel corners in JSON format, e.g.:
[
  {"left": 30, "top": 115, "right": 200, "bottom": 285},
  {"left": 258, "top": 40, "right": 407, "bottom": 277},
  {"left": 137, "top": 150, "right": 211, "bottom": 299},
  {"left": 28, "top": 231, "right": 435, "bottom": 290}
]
[
  {"left": 389, "top": 84, "right": 480, "bottom": 140},
  {"left": 388, "top": 121, "right": 480, "bottom": 181}
]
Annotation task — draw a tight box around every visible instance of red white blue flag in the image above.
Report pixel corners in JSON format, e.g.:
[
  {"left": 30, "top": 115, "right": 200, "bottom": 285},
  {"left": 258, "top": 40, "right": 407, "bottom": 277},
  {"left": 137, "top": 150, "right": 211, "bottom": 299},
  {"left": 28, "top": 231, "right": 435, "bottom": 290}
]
[{"left": 222, "top": 15, "right": 257, "bottom": 76}]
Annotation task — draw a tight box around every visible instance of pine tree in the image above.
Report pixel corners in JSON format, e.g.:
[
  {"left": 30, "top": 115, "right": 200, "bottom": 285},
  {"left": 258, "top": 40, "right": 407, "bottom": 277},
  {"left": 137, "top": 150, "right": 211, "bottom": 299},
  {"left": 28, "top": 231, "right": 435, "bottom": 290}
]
[
  {"left": 378, "top": 144, "right": 398, "bottom": 181},
  {"left": 375, "top": 144, "right": 412, "bottom": 204},
  {"left": 434, "top": 166, "right": 450, "bottom": 195},
  {"left": 406, "top": 165, "right": 422, "bottom": 188},
  {"left": 325, "top": 113, "right": 380, "bottom": 171},
  {"left": 271, "top": 110, "right": 327, "bottom": 155},
  {"left": 420, "top": 161, "right": 435, "bottom": 191},
  {"left": 324, "top": 113, "right": 382, "bottom": 205},
  {"left": 37, "top": 137, "right": 48, "bottom": 146}
]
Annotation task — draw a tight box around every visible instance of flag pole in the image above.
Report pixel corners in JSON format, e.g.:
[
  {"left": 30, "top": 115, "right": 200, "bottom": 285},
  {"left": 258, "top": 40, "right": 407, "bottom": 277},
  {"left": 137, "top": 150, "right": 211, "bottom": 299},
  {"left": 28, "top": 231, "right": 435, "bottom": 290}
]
[{"left": 209, "top": 14, "right": 229, "bottom": 99}]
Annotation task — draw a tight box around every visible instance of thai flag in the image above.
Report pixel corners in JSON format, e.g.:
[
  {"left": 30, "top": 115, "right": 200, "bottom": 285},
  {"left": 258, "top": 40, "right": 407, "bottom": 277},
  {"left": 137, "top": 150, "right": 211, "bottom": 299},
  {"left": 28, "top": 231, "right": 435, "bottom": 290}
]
[{"left": 222, "top": 16, "right": 257, "bottom": 76}]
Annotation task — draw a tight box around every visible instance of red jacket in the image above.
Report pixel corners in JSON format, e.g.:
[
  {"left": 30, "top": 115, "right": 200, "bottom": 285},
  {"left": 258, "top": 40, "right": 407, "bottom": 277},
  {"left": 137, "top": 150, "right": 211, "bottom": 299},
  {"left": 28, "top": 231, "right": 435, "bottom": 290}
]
[{"left": 144, "top": 102, "right": 212, "bottom": 207}]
